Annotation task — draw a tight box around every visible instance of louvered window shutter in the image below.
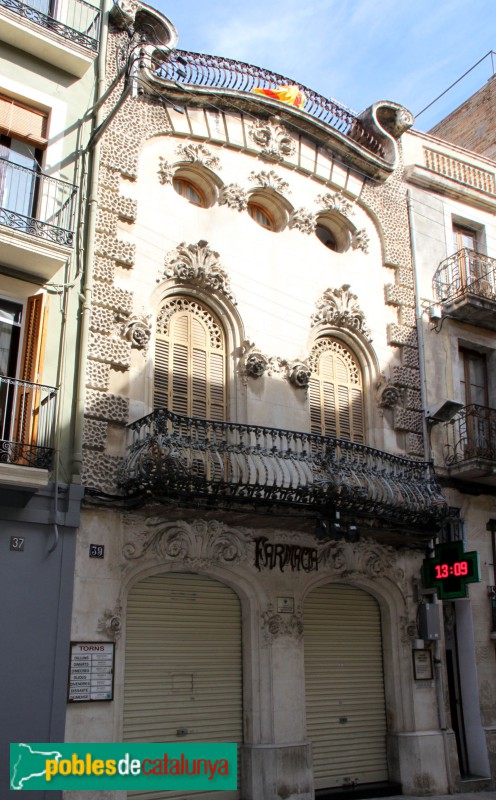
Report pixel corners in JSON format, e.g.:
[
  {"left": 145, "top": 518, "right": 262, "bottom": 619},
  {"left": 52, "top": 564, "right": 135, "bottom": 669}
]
[
  {"left": 309, "top": 339, "right": 364, "bottom": 442},
  {"left": 154, "top": 298, "right": 226, "bottom": 420},
  {"left": 14, "top": 293, "right": 48, "bottom": 447},
  {"left": 0, "top": 95, "right": 48, "bottom": 147}
]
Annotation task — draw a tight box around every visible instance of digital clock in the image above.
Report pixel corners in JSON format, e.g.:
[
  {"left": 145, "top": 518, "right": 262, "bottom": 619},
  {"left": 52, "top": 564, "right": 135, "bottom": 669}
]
[
  {"left": 422, "top": 541, "right": 480, "bottom": 600},
  {"left": 434, "top": 561, "right": 469, "bottom": 579}
]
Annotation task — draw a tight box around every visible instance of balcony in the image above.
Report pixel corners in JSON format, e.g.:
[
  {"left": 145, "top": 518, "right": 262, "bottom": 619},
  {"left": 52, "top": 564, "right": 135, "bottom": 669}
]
[
  {"left": 119, "top": 409, "right": 446, "bottom": 538},
  {"left": 153, "top": 50, "right": 385, "bottom": 161},
  {"left": 0, "top": 0, "right": 101, "bottom": 77},
  {"left": 443, "top": 404, "right": 496, "bottom": 484},
  {"left": 432, "top": 248, "right": 496, "bottom": 329},
  {"left": 0, "top": 377, "right": 57, "bottom": 490},
  {"left": 0, "top": 158, "right": 77, "bottom": 278}
]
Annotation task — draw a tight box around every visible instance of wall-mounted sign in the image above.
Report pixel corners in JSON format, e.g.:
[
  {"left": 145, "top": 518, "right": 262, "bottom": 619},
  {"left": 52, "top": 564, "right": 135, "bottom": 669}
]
[
  {"left": 412, "top": 648, "right": 433, "bottom": 680},
  {"left": 89, "top": 544, "right": 105, "bottom": 559},
  {"left": 255, "top": 537, "right": 319, "bottom": 572},
  {"left": 10, "top": 536, "right": 25, "bottom": 551},
  {"left": 68, "top": 642, "right": 114, "bottom": 702},
  {"left": 422, "top": 540, "right": 480, "bottom": 600}
]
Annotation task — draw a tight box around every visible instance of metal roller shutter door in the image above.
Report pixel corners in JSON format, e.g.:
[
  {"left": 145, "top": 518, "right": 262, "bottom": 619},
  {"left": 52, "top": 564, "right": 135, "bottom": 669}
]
[
  {"left": 304, "top": 584, "right": 388, "bottom": 790},
  {"left": 123, "top": 572, "right": 242, "bottom": 800}
]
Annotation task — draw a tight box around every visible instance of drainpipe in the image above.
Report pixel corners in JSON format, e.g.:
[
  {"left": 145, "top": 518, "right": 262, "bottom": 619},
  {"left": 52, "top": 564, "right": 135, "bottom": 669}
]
[
  {"left": 72, "top": 1, "right": 110, "bottom": 479},
  {"left": 407, "top": 189, "right": 454, "bottom": 791}
]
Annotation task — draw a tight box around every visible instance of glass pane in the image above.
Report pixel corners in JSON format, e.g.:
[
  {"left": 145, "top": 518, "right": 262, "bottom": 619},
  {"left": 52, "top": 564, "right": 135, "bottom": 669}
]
[
  {"left": 1, "top": 140, "right": 37, "bottom": 218},
  {"left": 25, "top": 0, "right": 52, "bottom": 14}
]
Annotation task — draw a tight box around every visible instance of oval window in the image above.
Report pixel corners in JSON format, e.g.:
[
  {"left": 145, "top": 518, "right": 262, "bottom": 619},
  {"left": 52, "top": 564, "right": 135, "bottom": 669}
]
[
  {"left": 248, "top": 202, "right": 275, "bottom": 231},
  {"left": 316, "top": 223, "right": 338, "bottom": 251},
  {"left": 173, "top": 177, "right": 205, "bottom": 207}
]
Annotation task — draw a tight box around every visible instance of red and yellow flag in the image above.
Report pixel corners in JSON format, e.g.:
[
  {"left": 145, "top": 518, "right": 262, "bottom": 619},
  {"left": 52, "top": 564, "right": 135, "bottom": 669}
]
[{"left": 253, "top": 84, "right": 306, "bottom": 108}]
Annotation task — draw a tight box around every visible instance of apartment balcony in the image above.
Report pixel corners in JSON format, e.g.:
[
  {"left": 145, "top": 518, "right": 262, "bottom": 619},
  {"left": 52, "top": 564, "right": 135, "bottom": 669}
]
[
  {"left": 432, "top": 248, "right": 496, "bottom": 329},
  {"left": 442, "top": 404, "right": 496, "bottom": 485},
  {"left": 0, "top": 0, "right": 100, "bottom": 77},
  {"left": 0, "top": 158, "right": 77, "bottom": 279},
  {"left": 0, "top": 377, "right": 58, "bottom": 490},
  {"left": 119, "top": 409, "right": 446, "bottom": 538}
]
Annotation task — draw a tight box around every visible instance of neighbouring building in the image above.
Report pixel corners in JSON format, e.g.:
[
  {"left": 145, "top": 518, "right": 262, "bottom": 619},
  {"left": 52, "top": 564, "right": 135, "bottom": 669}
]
[
  {"left": 0, "top": 0, "right": 103, "bottom": 796},
  {"left": 61, "top": 2, "right": 495, "bottom": 800},
  {"left": 404, "top": 119, "right": 496, "bottom": 785},
  {"left": 429, "top": 73, "right": 496, "bottom": 161}
]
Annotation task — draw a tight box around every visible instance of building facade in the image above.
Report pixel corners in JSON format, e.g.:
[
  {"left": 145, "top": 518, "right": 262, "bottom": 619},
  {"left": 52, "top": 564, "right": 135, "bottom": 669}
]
[
  {"left": 61, "top": 3, "right": 494, "bottom": 800},
  {"left": 0, "top": 0, "right": 103, "bottom": 796},
  {"left": 404, "top": 127, "right": 496, "bottom": 786}
]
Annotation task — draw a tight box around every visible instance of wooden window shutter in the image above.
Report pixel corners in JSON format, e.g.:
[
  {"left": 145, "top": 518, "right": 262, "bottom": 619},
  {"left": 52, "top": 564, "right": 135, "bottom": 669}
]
[
  {"left": 0, "top": 95, "right": 48, "bottom": 147},
  {"left": 14, "top": 293, "right": 48, "bottom": 446},
  {"left": 154, "top": 297, "right": 226, "bottom": 420},
  {"left": 309, "top": 339, "right": 364, "bottom": 442},
  {"left": 20, "top": 293, "right": 48, "bottom": 384}
]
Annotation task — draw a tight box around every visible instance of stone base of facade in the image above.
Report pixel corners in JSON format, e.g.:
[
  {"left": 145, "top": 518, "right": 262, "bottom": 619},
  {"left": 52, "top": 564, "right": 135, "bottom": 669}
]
[
  {"left": 241, "top": 742, "right": 313, "bottom": 800},
  {"left": 389, "top": 730, "right": 457, "bottom": 795}
]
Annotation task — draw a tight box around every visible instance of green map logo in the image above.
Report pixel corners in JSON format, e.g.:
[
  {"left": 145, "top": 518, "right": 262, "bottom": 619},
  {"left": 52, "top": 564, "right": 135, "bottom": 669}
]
[
  {"left": 10, "top": 744, "right": 63, "bottom": 790},
  {"left": 10, "top": 742, "right": 237, "bottom": 790}
]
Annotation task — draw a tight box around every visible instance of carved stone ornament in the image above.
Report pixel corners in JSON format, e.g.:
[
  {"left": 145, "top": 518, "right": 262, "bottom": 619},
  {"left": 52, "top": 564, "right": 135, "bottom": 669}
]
[
  {"left": 219, "top": 183, "right": 249, "bottom": 212},
  {"left": 176, "top": 142, "right": 221, "bottom": 170},
  {"left": 249, "top": 170, "right": 290, "bottom": 196},
  {"left": 240, "top": 341, "right": 270, "bottom": 380},
  {"left": 123, "top": 518, "right": 252, "bottom": 564},
  {"left": 119, "top": 312, "right": 152, "bottom": 353},
  {"left": 158, "top": 157, "right": 174, "bottom": 185},
  {"left": 261, "top": 603, "right": 304, "bottom": 644},
  {"left": 248, "top": 118, "right": 296, "bottom": 162},
  {"left": 376, "top": 374, "right": 403, "bottom": 410},
  {"left": 317, "top": 537, "right": 406, "bottom": 587},
  {"left": 284, "top": 359, "right": 312, "bottom": 389},
  {"left": 289, "top": 208, "right": 316, "bottom": 234},
  {"left": 351, "top": 228, "right": 370, "bottom": 253},
  {"left": 97, "top": 603, "right": 122, "bottom": 641},
  {"left": 317, "top": 191, "right": 355, "bottom": 218},
  {"left": 110, "top": 0, "right": 138, "bottom": 28},
  {"left": 312, "top": 284, "right": 372, "bottom": 341},
  {"left": 160, "top": 240, "right": 236, "bottom": 304}
]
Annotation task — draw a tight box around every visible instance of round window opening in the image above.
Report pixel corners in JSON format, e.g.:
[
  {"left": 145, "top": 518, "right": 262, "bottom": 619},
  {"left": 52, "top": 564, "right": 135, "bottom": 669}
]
[
  {"left": 316, "top": 223, "right": 338, "bottom": 251},
  {"left": 173, "top": 177, "right": 205, "bottom": 207},
  {"left": 248, "top": 202, "right": 275, "bottom": 231}
]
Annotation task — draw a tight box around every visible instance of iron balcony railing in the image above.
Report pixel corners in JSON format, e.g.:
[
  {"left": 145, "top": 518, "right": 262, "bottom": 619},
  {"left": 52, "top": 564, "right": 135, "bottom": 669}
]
[
  {"left": 0, "top": 157, "right": 77, "bottom": 246},
  {"left": 0, "top": 0, "right": 101, "bottom": 51},
  {"left": 433, "top": 248, "right": 496, "bottom": 304},
  {"left": 444, "top": 404, "right": 496, "bottom": 466},
  {"left": 119, "top": 409, "right": 446, "bottom": 530},
  {"left": 153, "top": 50, "right": 385, "bottom": 159},
  {"left": 0, "top": 376, "right": 58, "bottom": 469}
]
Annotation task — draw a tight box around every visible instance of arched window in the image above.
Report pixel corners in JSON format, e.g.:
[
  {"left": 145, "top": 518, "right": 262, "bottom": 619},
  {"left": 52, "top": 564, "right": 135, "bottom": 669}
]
[
  {"left": 309, "top": 338, "right": 364, "bottom": 442},
  {"left": 154, "top": 296, "right": 226, "bottom": 420}
]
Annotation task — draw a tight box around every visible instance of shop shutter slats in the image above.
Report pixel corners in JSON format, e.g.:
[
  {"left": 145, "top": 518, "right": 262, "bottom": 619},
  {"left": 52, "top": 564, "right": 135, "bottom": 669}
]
[
  {"left": 304, "top": 584, "right": 388, "bottom": 790},
  {"left": 124, "top": 573, "right": 241, "bottom": 800},
  {"left": 0, "top": 95, "right": 48, "bottom": 147}
]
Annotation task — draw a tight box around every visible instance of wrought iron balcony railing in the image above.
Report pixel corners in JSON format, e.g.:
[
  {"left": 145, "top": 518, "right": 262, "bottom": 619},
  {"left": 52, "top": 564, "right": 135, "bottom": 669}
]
[
  {"left": 0, "top": 158, "right": 77, "bottom": 246},
  {"left": 444, "top": 404, "right": 496, "bottom": 467},
  {"left": 433, "top": 248, "right": 496, "bottom": 304},
  {"left": 0, "top": 376, "right": 58, "bottom": 469},
  {"left": 153, "top": 50, "right": 385, "bottom": 159},
  {"left": 119, "top": 409, "right": 446, "bottom": 531},
  {"left": 0, "top": 0, "right": 101, "bottom": 51}
]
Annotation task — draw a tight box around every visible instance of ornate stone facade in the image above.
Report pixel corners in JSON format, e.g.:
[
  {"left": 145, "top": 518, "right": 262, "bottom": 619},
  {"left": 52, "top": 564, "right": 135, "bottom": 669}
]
[{"left": 312, "top": 285, "right": 372, "bottom": 341}]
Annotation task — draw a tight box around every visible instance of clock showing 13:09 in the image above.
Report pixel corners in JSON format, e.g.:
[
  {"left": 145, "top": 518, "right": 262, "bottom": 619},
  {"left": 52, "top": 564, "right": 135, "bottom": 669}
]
[{"left": 422, "top": 541, "right": 480, "bottom": 599}]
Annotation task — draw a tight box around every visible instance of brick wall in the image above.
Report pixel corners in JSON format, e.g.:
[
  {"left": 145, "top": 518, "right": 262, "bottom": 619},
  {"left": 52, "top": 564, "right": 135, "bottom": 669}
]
[{"left": 429, "top": 74, "right": 496, "bottom": 159}]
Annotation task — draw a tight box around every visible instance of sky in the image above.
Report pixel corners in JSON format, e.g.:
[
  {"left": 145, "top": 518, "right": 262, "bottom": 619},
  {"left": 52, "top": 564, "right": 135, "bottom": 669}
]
[{"left": 151, "top": 0, "right": 496, "bottom": 133}]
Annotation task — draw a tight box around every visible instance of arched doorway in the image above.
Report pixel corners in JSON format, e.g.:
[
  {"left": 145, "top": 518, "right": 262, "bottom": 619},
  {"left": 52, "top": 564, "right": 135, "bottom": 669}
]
[
  {"left": 304, "top": 583, "right": 388, "bottom": 790},
  {"left": 123, "top": 572, "right": 242, "bottom": 799}
]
